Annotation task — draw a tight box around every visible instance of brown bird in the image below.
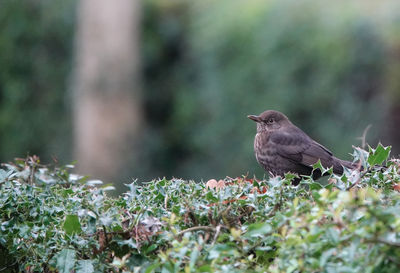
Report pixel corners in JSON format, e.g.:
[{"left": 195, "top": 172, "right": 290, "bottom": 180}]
[{"left": 248, "top": 110, "right": 355, "bottom": 185}]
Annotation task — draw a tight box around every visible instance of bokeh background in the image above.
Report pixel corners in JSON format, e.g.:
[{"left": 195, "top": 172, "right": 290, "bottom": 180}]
[{"left": 1, "top": 0, "right": 399, "bottom": 190}]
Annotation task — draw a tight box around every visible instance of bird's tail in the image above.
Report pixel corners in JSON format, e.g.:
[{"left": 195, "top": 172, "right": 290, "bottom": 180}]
[{"left": 332, "top": 157, "right": 361, "bottom": 174}]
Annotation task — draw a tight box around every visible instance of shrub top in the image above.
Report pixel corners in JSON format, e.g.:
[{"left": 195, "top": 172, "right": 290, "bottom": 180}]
[{"left": 0, "top": 145, "right": 399, "bottom": 272}]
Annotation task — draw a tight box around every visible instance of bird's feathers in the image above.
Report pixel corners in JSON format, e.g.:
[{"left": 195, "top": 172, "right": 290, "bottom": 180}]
[
  {"left": 269, "top": 128, "right": 343, "bottom": 173},
  {"left": 250, "top": 110, "right": 356, "bottom": 184}
]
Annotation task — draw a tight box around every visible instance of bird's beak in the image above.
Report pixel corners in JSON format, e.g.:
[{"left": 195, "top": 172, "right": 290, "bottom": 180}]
[{"left": 247, "top": 115, "right": 261, "bottom": 122}]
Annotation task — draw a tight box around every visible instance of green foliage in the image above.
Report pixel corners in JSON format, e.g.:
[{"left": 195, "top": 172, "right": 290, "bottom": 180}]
[
  {"left": 141, "top": 0, "right": 400, "bottom": 180},
  {"left": 2, "top": 0, "right": 400, "bottom": 183},
  {"left": 179, "top": 0, "right": 393, "bottom": 179},
  {"left": 0, "top": 0, "right": 75, "bottom": 163},
  {"left": 63, "top": 215, "right": 82, "bottom": 235},
  {"left": 368, "top": 143, "right": 392, "bottom": 166},
  {"left": 55, "top": 249, "right": 76, "bottom": 273},
  {"left": 1, "top": 146, "right": 400, "bottom": 272}
]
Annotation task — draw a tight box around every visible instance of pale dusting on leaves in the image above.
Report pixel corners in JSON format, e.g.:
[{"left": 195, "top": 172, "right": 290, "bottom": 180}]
[{"left": 0, "top": 146, "right": 399, "bottom": 272}]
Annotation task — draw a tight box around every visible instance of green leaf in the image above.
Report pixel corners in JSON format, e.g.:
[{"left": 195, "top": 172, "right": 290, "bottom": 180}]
[
  {"left": 309, "top": 182, "right": 323, "bottom": 190},
  {"left": 56, "top": 249, "right": 76, "bottom": 273},
  {"left": 205, "top": 191, "right": 218, "bottom": 202},
  {"left": 144, "top": 244, "right": 158, "bottom": 254},
  {"left": 99, "top": 215, "right": 113, "bottom": 226},
  {"left": 0, "top": 169, "right": 10, "bottom": 182},
  {"left": 244, "top": 222, "right": 272, "bottom": 238},
  {"left": 320, "top": 248, "right": 336, "bottom": 267},
  {"left": 325, "top": 227, "right": 339, "bottom": 244},
  {"left": 119, "top": 238, "right": 137, "bottom": 249},
  {"left": 312, "top": 159, "right": 326, "bottom": 172},
  {"left": 284, "top": 173, "right": 299, "bottom": 184},
  {"left": 101, "top": 183, "right": 116, "bottom": 191},
  {"left": 76, "top": 260, "right": 94, "bottom": 273},
  {"left": 189, "top": 247, "right": 199, "bottom": 271},
  {"left": 208, "top": 244, "right": 237, "bottom": 260},
  {"left": 63, "top": 214, "right": 82, "bottom": 235},
  {"left": 368, "top": 143, "right": 391, "bottom": 166},
  {"left": 145, "top": 263, "right": 160, "bottom": 273},
  {"left": 197, "top": 265, "right": 213, "bottom": 272},
  {"left": 352, "top": 146, "right": 369, "bottom": 167}
]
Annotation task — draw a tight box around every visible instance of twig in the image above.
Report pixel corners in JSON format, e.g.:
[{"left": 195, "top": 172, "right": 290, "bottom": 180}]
[
  {"left": 265, "top": 207, "right": 277, "bottom": 218},
  {"left": 177, "top": 226, "right": 217, "bottom": 237},
  {"left": 102, "top": 225, "right": 109, "bottom": 245},
  {"left": 211, "top": 225, "right": 221, "bottom": 246},
  {"left": 376, "top": 238, "right": 400, "bottom": 248},
  {"left": 357, "top": 124, "right": 372, "bottom": 149},
  {"left": 220, "top": 205, "right": 232, "bottom": 227},
  {"left": 363, "top": 238, "right": 400, "bottom": 249},
  {"left": 0, "top": 261, "right": 17, "bottom": 272},
  {"left": 28, "top": 156, "right": 38, "bottom": 185},
  {"left": 164, "top": 194, "right": 169, "bottom": 209},
  {"left": 346, "top": 168, "right": 369, "bottom": 190}
]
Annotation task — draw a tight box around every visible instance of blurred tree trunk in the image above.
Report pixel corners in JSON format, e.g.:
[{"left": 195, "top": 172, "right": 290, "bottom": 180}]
[{"left": 72, "top": 0, "right": 142, "bottom": 185}]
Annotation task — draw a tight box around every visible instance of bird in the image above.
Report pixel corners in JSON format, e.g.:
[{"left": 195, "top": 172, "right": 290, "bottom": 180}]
[{"left": 248, "top": 110, "right": 356, "bottom": 185}]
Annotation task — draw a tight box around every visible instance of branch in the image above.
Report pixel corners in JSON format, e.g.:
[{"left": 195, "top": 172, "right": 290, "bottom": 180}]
[
  {"left": 376, "top": 238, "right": 400, "bottom": 248},
  {"left": 177, "top": 226, "right": 217, "bottom": 236},
  {"left": 346, "top": 167, "right": 369, "bottom": 191},
  {"left": 211, "top": 225, "right": 221, "bottom": 246},
  {"left": 356, "top": 124, "right": 372, "bottom": 149},
  {"left": 364, "top": 238, "right": 400, "bottom": 248}
]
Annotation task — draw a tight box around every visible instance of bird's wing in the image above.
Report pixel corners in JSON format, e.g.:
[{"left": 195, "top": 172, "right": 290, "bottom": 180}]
[{"left": 270, "top": 130, "right": 333, "bottom": 167}]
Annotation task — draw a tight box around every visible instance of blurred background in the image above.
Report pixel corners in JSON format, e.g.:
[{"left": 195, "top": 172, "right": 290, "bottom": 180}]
[{"left": 1, "top": 0, "right": 399, "bottom": 190}]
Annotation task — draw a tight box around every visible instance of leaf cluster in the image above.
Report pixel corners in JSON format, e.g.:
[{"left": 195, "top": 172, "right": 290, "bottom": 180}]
[{"left": 1, "top": 145, "right": 400, "bottom": 272}]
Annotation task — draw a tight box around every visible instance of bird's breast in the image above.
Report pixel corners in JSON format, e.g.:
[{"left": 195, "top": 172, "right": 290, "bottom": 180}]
[
  {"left": 254, "top": 132, "right": 272, "bottom": 154},
  {"left": 254, "top": 132, "right": 277, "bottom": 173}
]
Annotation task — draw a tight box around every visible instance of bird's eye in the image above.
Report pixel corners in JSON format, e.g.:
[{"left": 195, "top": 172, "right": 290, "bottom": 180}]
[{"left": 267, "top": 118, "right": 274, "bottom": 124}]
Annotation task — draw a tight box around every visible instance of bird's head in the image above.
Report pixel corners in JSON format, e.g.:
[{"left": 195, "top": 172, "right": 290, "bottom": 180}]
[{"left": 248, "top": 110, "right": 291, "bottom": 133}]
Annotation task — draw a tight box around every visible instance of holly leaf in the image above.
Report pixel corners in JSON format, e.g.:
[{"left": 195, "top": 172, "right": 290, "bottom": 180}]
[
  {"left": 244, "top": 222, "right": 272, "bottom": 239},
  {"left": 63, "top": 214, "right": 82, "bottom": 235},
  {"left": 76, "top": 260, "right": 94, "bottom": 273},
  {"left": 55, "top": 249, "right": 76, "bottom": 273},
  {"left": 368, "top": 144, "right": 391, "bottom": 166}
]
